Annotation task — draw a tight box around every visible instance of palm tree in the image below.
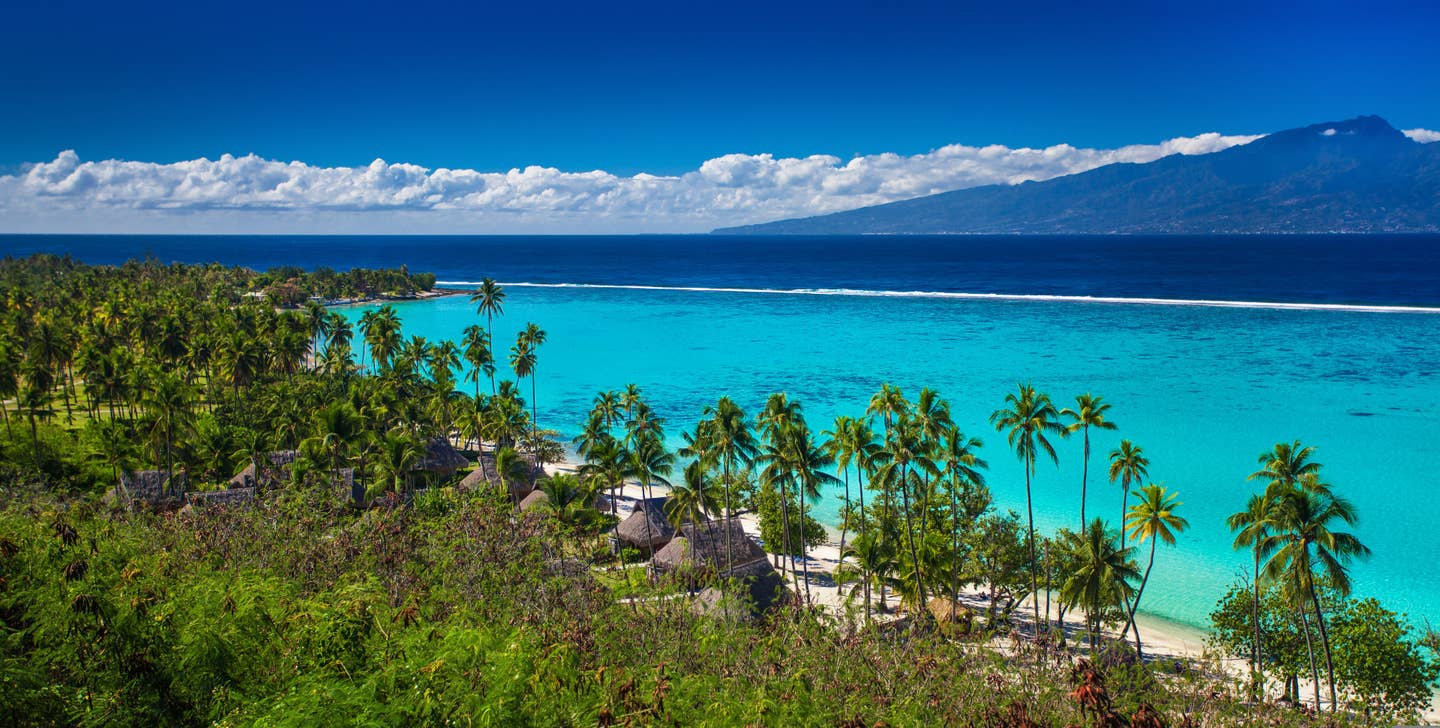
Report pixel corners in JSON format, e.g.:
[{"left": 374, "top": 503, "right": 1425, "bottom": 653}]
[
  {"left": 143, "top": 370, "right": 197, "bottom": 493},
  {"left": 592, "top": 390, "right": 623, "bottom": 431},
  {"left": 469, "top": 279, "right": 505, "bottom": 394},
  {"left": 1106, "top": 440, "right": 1150, "bottom": 551},
  {"left": 835, "top": 531, "right": 899, "bottom": 614},
  {"left": 782, "top": 422, "right": 840, "bottom": 605},
  {"left": 701, "top": 396, "right": 757, "bottom": 575},
  {"left": 370, "top": 430, "right": 422, "bottom": 499},
  {"left": 873, "top": 416, "right": 938, "bottom": 611},
  {"left": 1059, "top": 519, "right": 1139, "bottom": 650},
  {"left": 1062, "top": 393, "right": 1117, "bottom": 529},
  {"left": 990, "top": 383, "right": 1067, "bottom": 631},
  {"left": 460, "top": 325, "right": 494, "bottom": 399},
  {"left": 1250, "top": 440, "right": 1322, "bottom": 501},
  {"left": 823, "top": 415, "right": 877, "bottom": 557},
  {"left": 665, "top": 460, "right": 721, "bottom": 529},
  {"left": 1122, "top": 484, "right": 1189, "bottom": 657},
  {"left": 517, "top": 323, "right": 547, "bottom": 457},
  {"left": 1261, "top": 485, "right": 1370, "bottom": 713},
  {"left": 508, "top": 340, "right": 537, "bottom": 471},
  {"left": 939, "top": 428, "right": 987, "bottom": 620},
  {"left": 15, "top": 375, "right": 54, "bottom": 468},
  {"left": 578, "top": 435, "right": 629, "bottom": 516},
  {"left": 309, "top": 401, "right": 362, "bottom": 486},
  {"left": 493, "top": 446, "right": 529, "bottom": 503},
  {"left": 627, "top": 432, "right": 674, "bottom": 552},
  {"left": 1226, "top": 492, "right": 1277, "bottom": 699}
]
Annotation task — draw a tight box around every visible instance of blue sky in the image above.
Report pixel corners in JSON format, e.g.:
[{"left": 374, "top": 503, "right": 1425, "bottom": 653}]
[{"left": 3, "top": 0, "right": 1438, "bottom": 233}]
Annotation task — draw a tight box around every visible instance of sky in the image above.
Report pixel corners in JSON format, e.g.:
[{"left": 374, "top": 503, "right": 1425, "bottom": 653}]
[{"left": 2, "top": 0, "right": 1439, "bottom": 234}]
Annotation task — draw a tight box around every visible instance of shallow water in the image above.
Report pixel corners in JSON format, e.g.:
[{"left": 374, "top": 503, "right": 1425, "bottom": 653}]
[
  {"left": 340, "top": 284, "right": 1440, "bottom": 629},
  {"left": 11, "top": 232, "right": 1439, "bottom": 629}
]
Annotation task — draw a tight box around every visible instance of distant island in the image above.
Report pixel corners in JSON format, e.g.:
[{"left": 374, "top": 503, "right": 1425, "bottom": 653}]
[{"left": 714, "top": 116, "right": 1440, "bottom": 235}]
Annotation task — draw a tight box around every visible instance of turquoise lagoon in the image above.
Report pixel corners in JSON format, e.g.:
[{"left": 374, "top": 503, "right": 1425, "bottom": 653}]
[{"left": 347, "top": 284, "right": 1439, "bottom": 630}]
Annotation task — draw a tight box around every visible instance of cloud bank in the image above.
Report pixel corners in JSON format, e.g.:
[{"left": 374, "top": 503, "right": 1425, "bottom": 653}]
[
  {"left": 1404, "top": 128, "right": 1440, "bottom": 143},
  {"left": 2, "top": 131, "right": 1270, "bottom": 234}
]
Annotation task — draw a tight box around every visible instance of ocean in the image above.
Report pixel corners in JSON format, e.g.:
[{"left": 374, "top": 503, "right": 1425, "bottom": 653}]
[{"left": 5, "top": 233, "right": 1439, "bottom": 629}]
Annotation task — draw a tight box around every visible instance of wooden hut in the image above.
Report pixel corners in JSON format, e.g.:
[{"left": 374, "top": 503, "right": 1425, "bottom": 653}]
[
  {"left": 186, "top": 487, "right": 257, "bottom": 508},
  {"left": 227, "top": 450, "right": 299, "bottom": 490},
  {"left": 518, "top": 489, "right": 550, "bottom": 512},
  {"left": 411, "top": 437, "right": 469, "bottom": 479},
  {"left": 653, "top": 518, "right": 785, "bottom": 618},
  {"left": 119, "top": 470, "right": 187, "bottom": 510},
  {"left": 614, "top": 496, "right": 674, "bottom": 553}
]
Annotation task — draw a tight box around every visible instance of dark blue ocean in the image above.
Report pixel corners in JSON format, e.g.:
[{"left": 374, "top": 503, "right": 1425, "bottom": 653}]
[
  {"left": 4, "top": 233, "right": 1440, "bottom": 306},
  {"left": 5, "top": 233, "right": 1440, "bottom": 631}
]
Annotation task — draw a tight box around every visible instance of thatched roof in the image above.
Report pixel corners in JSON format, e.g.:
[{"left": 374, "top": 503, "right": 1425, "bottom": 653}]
[
  {"left": 652, "top": 518, "right": 766, "bottom": 575},
  {"left": 228, "top": 450, "right": 299, "bottom": 489},
  {"left": 457, "top": 467, "right": 487, "bottom": 492},
  {"left": 518, "top": 489, "right": 549, "bottom": 512},
  {"left": 691, "top": 559, "right": 786, "bottom": 619},
  {"left": 120, "top": 470, "right": 187, "bottom": 509},
  {"left": 614, "top": 497, "right": 674, "bottom": 551},
  {"left": 186, "top": 487, "right": 256, "bottom": 508},
  {"left": 411, "top": 437, "right": 468, "bottom": 475},
  {"left": 467, "top": 450, "right": 546, "bottom": 499}
]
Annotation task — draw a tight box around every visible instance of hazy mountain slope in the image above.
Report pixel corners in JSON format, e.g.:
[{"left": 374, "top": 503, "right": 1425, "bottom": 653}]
[{"left": 714, "top": 116, "right": 1440, "bottom": 234}]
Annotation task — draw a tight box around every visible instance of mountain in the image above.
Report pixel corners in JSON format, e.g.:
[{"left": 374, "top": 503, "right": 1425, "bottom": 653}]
[{"left": 713, "top": 116, "right": 1440, "bottom": 235}]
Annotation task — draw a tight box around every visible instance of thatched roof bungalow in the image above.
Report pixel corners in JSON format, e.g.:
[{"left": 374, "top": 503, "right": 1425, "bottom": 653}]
[
  {"left": 653, "top": 518, "right": 786, "bottom": 618},
  {"left": 691, "top": 561, "right": 787, "bottom": 619},
  {"left": 614, "top": 497, "right": 674, "bottom": 553},
  {"left": 228, "top": 450, "right": 299, "bottom": 490},
  {"left": 119, "top": 470, "right": 188, "bottom": 510},
  {"left": 186, "top": 487, "right": 257, "bottom": 508},
  {"left": 411, "top": 437, "right": 468, "bottom": 478},
  {"left": 518, "top": 489, "right": 549, "bottom": 512}
]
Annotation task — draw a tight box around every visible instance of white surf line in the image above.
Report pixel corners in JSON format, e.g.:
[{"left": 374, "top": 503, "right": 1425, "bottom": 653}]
[{"left": 435, "top": 281, "right": 1440, "bottom": 314}]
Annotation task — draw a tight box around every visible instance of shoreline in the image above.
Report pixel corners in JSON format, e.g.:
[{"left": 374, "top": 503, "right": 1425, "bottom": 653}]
[
  {"left": 540, "top": 457, "right": 1219, "bottom": 665},
  {"left": 542, "top": 456, "right": 1440, "bottom": 718}
]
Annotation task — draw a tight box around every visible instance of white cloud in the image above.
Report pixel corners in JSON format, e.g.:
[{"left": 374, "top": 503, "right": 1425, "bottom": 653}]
[
  {"left": 0, "top": 131, "right": 1263, "bottom": 233},
  {"left": 1403, "top": 128, "right": 1440, "bottom": 143}
]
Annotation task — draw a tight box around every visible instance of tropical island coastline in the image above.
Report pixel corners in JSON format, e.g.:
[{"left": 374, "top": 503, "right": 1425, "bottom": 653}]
[{"left": 3, "top": 254, "right": 1435, "bottom": 725}]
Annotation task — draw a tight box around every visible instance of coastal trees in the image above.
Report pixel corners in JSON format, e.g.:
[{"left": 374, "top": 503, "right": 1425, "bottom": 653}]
[
  {"left": 1227, "top": 492, "right": 1279, "bottom": 697},
  {"left": 1106, "top": 440, "right": 1149, "bottom": 552},
  {"left": 460, "top": 325, "right": 493, "bottom": 398},
  {"left": 1062, "top": 393, "right": 1116, "bottom": 529},
  {"left": 990, "top": 384, "right": 1067, "bottom": 632},
  {"left": 469, "top": 279, "right": 505, "bottom": 395},
  {"left": 1122, "top": 484, "right": 1188, "bottom": 657},
  {"left": 1261, "top": 484, "right": 1370, "bottom": 713},
  {"left": 1058, "top": 519, "right": 1138, "bottom": 649}
]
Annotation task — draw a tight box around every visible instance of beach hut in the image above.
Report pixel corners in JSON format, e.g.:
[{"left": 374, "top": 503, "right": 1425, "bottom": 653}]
[
  {"left": 614, "top": 497, "right": 675, "bottom": 553},
  {"left": 228, "top": 450, "right": 299, "bottom": 490},
  {"left": 651, "top": 518, "right": 765, "bottom": 576},
  {"left": 457, "top": 467, "right": 487, "bottom": 492},
  {"left": 652, "top": 518, "right": 786, "bottom": 617},
  {"left": 119, "top": 470, "right": 188, "bottom": 510},
  {"left": 411, "top": 437, "right": 469, "bottom": 479},
  {"left": 470, "top": 450, "right": 547, "bottom": 501},
  {"left": 691, "top": 561, "right": 787, "bottom": 619},
  {"left": 186, "top": 487, "right": 257, "bottom": 509},
  {"left": 518, "top": 489, "right": 550, "bottom": 512}
]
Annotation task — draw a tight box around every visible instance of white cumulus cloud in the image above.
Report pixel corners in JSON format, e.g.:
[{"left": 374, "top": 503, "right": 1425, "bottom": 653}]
[
  {"left": 0, "top": 131, "right": 1264, "bottom": 234},
  {"left": 1403, "top": 128, "right": 1440, "bottom": 143}
]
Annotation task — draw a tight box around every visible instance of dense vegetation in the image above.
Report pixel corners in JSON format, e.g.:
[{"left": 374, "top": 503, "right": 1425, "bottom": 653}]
[{"left": 1, "top": 254, "right": 1435, "bottom": 725}]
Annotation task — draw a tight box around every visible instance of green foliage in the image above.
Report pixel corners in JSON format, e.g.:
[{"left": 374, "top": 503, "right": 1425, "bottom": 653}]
[{"left": 1329, "top": 598, "right": 1440, "bottom": 722}]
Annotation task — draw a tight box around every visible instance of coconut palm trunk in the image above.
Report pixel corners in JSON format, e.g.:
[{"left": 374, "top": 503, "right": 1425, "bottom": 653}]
[
  {"left": 1299, "top": 607, "right": 1322, "bottom": 711},
  {"left": 1024, "top": 459, "right": 1038, "bottom": 630},
  {"left": 859, "top": 462, "right": 870, "bottom": 621},
  {"left": 1307, "top": 578, "right": 1339, "bottom": 712},
  {"left": 1252, "top": 550, "right": 1262, "bottom": 699}
]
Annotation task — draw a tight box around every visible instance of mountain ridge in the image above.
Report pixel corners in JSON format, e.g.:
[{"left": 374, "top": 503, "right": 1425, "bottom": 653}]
[{"left": 713, "top": 116, "right": 1440, "bottom": 235}]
